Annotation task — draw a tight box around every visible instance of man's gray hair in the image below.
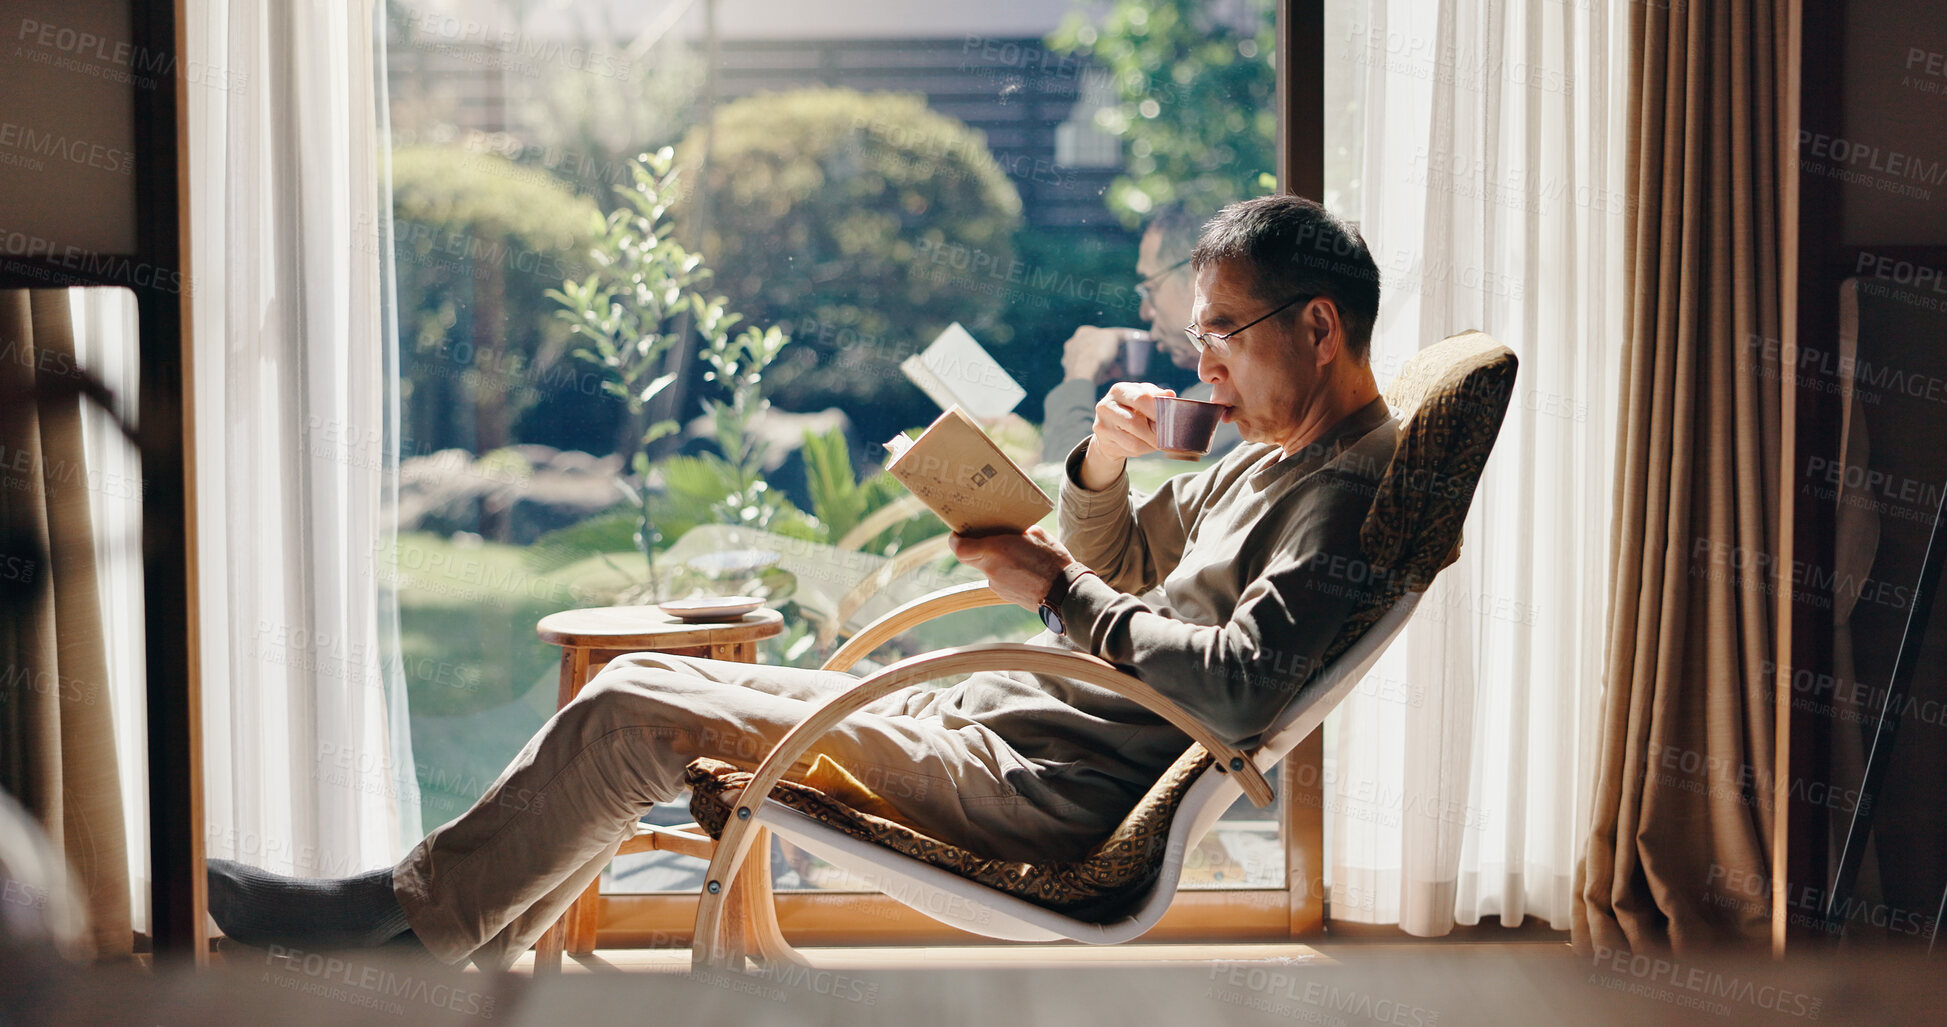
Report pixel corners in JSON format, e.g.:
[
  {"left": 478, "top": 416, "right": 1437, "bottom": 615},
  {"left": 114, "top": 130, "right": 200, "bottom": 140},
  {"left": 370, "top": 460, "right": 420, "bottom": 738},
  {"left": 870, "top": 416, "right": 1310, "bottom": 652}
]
[
  {"left": 1143, "top": 204, "right": 1207, "bottom": 267},
  {"left": 1191, "top": 195, "right": 1382, "bottom": 361}
]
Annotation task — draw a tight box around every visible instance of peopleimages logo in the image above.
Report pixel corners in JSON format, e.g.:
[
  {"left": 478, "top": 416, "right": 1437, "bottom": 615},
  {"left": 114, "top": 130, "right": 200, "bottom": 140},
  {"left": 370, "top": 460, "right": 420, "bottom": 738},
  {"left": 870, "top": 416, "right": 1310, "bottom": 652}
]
[
  {"left": 14, "top": 17, "right": 247, "bottom": 93},
  {"left": 1798, "top": 132, "right": 1947, "bottom": 186},
  {"left": 1588, "top": 946, "right": 1822, "bottom": 1019},
  {"left": 0, "top": 122, "right": 133, "bottom": 174},
  {"left": 1707, "top": 863, "right": 1937, "bottom": 937},
  {"left": 0, "top": 227, "right": 191, "bottom": 295},
  {"left": 263, "top": 945, "right": 496, "bottom": 1019},
  {"left": 401, "top": 11, "right": 633, "bottom": 81},
  {"left": 1205, "top": 963, "right": 1438, "bottom": 1027}
]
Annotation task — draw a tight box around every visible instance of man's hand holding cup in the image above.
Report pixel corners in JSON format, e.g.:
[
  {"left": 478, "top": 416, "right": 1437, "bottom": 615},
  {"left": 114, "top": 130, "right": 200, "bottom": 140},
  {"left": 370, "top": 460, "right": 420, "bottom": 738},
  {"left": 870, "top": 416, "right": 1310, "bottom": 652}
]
[
  {"left": 1081, "top": 382, "right": 1172, "bottom": 489},
  {"left": 1062, "top": 326, "right": 1152, "bottom": 385},
  {"left": 1082, "top": 383, "right": 1230, "bottom": 489}
]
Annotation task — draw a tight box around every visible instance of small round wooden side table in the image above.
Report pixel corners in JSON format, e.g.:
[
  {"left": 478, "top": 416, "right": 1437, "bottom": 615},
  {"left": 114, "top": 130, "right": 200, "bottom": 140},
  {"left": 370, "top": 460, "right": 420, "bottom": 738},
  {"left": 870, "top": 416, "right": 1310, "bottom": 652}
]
[{"left": 532, "top": 604, "right": 784, "bottom": 965}]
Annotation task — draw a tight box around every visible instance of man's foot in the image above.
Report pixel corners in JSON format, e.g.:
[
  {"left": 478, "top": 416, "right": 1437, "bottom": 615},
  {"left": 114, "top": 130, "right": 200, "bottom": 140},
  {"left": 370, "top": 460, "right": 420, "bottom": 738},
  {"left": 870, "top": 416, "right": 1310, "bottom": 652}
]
[{"left": 206, "top": 859, "right": 411, "bottom": 950}]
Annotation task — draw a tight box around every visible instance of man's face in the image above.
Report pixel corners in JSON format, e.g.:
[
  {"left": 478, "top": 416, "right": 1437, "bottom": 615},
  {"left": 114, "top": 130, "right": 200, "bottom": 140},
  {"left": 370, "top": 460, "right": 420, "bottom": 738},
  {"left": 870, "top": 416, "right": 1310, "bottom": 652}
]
[
  {"left": 1135, "top": 227, "right": 1199, "bottom": 370},
  {"left": 1189, "top": 260, "right": 1324, "bottom": 449}
]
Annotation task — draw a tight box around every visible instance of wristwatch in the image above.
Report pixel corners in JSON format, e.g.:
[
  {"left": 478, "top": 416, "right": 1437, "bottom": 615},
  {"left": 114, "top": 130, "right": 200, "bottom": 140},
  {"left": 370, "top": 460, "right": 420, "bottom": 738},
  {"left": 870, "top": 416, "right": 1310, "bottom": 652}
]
[{"left": 1039, "top": 566, "right": 1090, "bottom": 636}]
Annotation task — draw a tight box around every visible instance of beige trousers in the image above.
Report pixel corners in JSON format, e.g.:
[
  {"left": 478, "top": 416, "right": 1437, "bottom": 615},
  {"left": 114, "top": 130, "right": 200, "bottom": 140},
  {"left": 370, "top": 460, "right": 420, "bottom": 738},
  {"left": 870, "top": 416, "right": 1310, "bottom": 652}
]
[{"left": 392, "top": 652, "right": 1112, "bottom": 969}]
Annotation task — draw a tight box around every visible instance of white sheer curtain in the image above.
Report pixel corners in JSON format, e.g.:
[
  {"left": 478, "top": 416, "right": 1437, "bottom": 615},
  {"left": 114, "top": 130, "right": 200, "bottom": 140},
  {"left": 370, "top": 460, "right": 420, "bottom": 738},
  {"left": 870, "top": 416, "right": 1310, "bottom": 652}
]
[
  {"left": 69, "top": 289, "right": 148, "bottom": 932},
  {"left": 1322, "top": 0, "right": 1625, "bottom": 933},
  {"left": 188, "top": 0, "right": 419, "bottom": 878}
]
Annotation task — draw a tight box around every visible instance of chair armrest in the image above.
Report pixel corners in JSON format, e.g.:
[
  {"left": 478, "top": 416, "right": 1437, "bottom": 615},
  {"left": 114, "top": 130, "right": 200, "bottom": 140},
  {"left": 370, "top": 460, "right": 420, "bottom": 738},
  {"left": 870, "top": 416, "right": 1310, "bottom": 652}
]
[
  {"left": 693, "top": 641, "right": 1273, "bottom": 967},
  {"left": 819, "top": 581, "right": 1011, "bottom": 673}
]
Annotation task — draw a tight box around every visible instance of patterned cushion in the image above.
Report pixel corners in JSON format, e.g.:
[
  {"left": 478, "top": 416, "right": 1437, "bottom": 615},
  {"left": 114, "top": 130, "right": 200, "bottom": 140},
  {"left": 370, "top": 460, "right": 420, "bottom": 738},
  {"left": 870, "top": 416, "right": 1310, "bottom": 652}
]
[
  {"left": 688, "top": 332, "right": 1517, "bottom": 920},
  {"left": 688, "top": 749, "right": 1213, "bottom": 921},
  {"left": 1359, "top": 331, "right": 1519, "bottom": 596}
]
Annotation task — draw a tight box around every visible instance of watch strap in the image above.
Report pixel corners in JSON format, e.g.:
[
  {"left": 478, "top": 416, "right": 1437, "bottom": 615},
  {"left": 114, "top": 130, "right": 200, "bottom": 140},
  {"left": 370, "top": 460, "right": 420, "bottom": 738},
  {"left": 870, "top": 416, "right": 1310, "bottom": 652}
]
[
  {"left": 1042, "top": 564, "right": 1084, "bottom": 611},
  {"left": 1039, "top": 565, "right": 1097, "bottom": 636}
]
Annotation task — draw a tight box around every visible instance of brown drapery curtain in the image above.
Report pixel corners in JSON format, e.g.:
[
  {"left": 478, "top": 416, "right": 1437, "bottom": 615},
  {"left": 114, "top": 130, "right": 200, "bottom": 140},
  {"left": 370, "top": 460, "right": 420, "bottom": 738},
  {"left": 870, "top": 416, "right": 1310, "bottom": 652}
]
[
  {"left": 1573, "top": 0, "right": 1791, "bottom": 954},
  {"left": 0, "top": 289, "right": 132, "bottom": 959}
]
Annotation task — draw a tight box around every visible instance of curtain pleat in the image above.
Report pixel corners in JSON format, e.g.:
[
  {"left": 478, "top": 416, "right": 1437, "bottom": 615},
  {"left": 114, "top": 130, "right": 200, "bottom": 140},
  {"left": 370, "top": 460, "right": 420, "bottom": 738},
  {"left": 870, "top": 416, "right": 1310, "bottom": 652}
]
[
  {"left": 1574, "top": 0, "right": 1789, "bottom": 955},
  {"left": 0, "top": 289, "right": 133, "bottom": 959}
]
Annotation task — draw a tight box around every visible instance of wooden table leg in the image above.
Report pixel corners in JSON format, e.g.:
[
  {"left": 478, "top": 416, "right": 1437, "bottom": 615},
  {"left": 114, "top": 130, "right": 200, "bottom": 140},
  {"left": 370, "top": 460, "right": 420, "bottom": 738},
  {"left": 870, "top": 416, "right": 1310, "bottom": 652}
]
[
  {"left": 557, "top": 647, "right": 589, "bottom": 708},
  {"left": 1285, "top": 728, "right": 1326, "bottom": 936},
  {"left": 535, "top": 647, "right": 591, "bottom": 966},
  {"left": 710, "top": 640, "right": 756, "bottom": 662},
  {"left": 535, "top": 615, "right": 780, "bottom": 968},
  {"left": 566, "top": 879, "right": 602, "bottom": 955},
  {"left": 534, "top": 917, "right": 565, "bottom": 974}
]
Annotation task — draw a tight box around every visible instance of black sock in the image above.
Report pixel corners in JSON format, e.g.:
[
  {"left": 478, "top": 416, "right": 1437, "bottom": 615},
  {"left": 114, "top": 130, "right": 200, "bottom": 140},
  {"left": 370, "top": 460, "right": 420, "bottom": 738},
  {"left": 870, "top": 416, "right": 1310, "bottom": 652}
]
[
  {"left": 380, "top": 930, "right": 445, "bottom": 967},
  {"left": 207, "top": 859, "right": 412, "bottom": 950}
]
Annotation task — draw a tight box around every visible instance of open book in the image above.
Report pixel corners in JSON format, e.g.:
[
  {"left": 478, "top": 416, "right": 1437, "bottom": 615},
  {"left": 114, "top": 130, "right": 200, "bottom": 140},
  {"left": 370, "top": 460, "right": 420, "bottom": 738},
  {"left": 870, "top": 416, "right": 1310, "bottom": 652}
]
[{"left": 883, "top": 406, "right": 1052, "bottom": 535}]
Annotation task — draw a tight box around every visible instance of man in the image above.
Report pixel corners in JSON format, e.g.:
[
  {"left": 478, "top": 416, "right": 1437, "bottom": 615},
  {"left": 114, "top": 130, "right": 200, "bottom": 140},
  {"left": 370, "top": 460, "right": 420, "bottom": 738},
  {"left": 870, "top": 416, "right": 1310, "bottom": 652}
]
[
  {"left": 1039, "top": 205, "right": 1243, "bottom": 462},
  {"left": 208, "top": 195, "right": 1393, "bottom": 971}
]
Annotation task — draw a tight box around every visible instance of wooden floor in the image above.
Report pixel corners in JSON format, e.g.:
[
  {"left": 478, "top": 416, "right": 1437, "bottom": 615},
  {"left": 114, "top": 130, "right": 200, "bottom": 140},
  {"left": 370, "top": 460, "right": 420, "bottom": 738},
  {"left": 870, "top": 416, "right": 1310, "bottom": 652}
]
[
  {"left": 501, "top": 916, "right": 1572, "bottom": 974},
  {"left": 501, "top": 923, "right": 1578, "bottom": 975}
]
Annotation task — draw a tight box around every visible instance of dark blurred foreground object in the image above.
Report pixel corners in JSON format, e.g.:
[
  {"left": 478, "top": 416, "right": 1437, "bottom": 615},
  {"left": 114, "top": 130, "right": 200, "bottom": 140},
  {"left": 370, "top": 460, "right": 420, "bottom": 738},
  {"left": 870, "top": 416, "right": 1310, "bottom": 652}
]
[
  {"left": 0, "top": 290, "right": 143, "bottom": 962},
  {"left": 0, "top": 785, "right": 89, "bottom": 962},
  {"left": 8, "top": 936, "right": 1947, "bottom": 1025}
]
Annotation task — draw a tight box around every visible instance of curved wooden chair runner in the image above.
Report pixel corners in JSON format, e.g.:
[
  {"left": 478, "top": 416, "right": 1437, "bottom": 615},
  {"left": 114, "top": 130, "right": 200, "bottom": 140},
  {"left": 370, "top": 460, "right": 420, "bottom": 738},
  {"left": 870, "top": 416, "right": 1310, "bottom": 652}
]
[{"left": 669, "top": 331, "right": 1517, "bottom": 969}]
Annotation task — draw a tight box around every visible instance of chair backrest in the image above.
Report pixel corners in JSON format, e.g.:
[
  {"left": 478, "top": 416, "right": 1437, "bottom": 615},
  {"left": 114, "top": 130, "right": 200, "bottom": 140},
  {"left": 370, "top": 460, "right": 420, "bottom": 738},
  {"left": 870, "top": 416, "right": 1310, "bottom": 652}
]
[{"left": 1358, "top": 329, "right": 1519, "bottom": 595}]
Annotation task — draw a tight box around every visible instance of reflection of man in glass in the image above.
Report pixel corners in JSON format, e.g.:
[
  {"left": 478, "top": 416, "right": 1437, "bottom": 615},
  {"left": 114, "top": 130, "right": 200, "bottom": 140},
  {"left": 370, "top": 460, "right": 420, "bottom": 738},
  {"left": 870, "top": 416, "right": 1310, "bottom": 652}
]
[{"left": 1039, "top": 205, "right": 1243, "bottom": 461}]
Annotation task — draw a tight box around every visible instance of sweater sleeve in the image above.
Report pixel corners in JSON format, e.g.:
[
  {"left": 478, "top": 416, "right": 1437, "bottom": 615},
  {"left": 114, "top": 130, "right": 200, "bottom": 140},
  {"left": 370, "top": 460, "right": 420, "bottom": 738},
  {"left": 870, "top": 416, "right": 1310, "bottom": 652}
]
[
  {"left": 1038, "top": 378, "right": 1100, "bottom": 465},
  {"left": 1052, "top": 472, "right": 1378, "bottom": 748},
  {"left": 1055, "top": 439, "right": 1214, "bottom": 596}
]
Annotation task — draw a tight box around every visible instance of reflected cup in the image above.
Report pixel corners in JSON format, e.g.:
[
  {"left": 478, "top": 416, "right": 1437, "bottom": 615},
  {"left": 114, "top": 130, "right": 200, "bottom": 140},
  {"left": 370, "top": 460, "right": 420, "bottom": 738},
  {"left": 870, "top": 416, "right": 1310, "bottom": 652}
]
[
  {"left": 1153, "top": 395, "right": 1228, "bottom": 460},
  {"left": 1122, "top": 331, "right": 1153, "bottom": 377}
]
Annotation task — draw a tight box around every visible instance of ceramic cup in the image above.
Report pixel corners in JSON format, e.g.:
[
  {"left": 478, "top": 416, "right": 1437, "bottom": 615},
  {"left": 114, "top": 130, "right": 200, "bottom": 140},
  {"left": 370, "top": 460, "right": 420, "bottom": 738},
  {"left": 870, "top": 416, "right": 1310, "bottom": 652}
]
[{"left": 1152, "top": 394, "right": 1228, "bottom": 460}]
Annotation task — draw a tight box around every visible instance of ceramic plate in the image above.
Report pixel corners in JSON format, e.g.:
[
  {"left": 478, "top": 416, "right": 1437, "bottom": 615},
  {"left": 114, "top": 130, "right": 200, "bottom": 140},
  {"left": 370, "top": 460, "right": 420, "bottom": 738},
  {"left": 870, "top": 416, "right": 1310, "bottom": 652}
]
[{"left": 658, "top": 596, "right": 765, "bottom": 623}]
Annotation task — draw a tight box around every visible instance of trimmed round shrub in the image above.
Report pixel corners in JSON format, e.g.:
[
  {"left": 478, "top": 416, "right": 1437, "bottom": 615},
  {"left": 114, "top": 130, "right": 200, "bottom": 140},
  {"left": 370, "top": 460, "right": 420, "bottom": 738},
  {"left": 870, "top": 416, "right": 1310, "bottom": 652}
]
[
  {"left": 674, "top": 88, "right": 1023, "bottom": 439},
  {"left": 390, "top": 146, "right": 608, "bottom": 458}
]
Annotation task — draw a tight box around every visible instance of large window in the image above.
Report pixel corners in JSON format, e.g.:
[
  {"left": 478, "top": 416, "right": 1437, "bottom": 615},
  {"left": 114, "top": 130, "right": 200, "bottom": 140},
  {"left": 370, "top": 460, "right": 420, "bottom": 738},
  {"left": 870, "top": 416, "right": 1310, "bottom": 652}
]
[{"left": 381, "top": 0, "right": 1284, "bottom": 938}]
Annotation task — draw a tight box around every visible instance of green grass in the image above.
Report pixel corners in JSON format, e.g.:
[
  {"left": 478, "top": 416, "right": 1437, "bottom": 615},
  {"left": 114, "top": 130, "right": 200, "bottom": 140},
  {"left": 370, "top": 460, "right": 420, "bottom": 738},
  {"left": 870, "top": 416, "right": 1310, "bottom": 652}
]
[
  {"left": 393, "top": 532, "right": 629, "bottom": 714},
  {"left": 394, "top": 532, "right": 638, "bottom": 830}
]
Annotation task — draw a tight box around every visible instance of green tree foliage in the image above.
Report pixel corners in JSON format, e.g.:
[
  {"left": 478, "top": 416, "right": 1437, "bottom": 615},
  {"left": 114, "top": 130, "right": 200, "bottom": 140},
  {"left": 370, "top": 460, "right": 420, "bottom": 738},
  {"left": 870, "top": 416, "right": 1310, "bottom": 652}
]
[
  {"left": 1049, "top": 0, "right": 1277, "bottom": 223},
  {"left": 544, "top": 148, "right": 815, "bottom": 601},
  {"left": 672, "top": 88, "right": 1024, "bottom": 441},
  {"left": 390, "top": 147, "right": 603, "bottom": 457}
]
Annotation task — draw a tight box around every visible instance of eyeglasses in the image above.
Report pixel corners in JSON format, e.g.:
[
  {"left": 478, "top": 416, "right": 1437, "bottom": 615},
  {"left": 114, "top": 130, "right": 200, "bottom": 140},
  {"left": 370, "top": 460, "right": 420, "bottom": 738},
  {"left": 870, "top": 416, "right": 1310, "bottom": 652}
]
[
  {"left": 1133, "top": 256, "right": 1192, "bottom": 306},
  {"left": 1183, "top": 293, "right": 1314, "bottom": 357}
]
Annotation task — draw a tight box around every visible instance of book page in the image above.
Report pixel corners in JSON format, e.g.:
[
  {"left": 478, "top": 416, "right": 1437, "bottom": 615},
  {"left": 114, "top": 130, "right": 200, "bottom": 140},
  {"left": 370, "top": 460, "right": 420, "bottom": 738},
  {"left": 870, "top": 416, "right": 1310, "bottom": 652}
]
[{"left": 901, "top": 322, "right": 1026, "bottom": 420}]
